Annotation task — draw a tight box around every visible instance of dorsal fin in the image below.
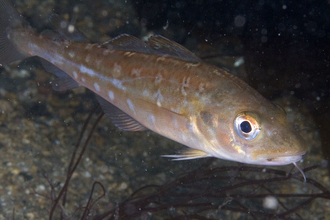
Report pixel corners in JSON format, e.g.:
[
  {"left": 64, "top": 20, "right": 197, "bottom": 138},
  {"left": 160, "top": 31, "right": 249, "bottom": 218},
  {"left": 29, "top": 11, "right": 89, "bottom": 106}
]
[
  {"left": 99, "top": 34, "right": 202, "bottom": 63},
  {"left": 100, "top": 34, "right": 154, "bottom": 53},
  {"left": 96, "top": 95, "right": 147, "bottom": 132},
  {"left": 47, "top": 13, "right": 90, "bottom": 42},
  {"left": 148, "top": 35, "right": 202, "bottom": 63},
  {"left": 40, "top": 29, "right": 67, "bottom": 42}
]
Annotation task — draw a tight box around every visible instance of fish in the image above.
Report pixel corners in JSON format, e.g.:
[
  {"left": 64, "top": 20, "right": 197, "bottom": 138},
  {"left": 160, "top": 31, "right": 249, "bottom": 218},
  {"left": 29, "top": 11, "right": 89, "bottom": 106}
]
[{"left": 0, "top": 0, "right": 307, "bottom": 169}]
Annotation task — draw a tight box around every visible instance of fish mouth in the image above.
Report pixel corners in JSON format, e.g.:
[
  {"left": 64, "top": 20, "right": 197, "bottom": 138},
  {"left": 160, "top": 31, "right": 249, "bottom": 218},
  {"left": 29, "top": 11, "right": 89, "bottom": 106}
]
[{"left": 258, "top": 155, "right": 304, "bottom": 166}]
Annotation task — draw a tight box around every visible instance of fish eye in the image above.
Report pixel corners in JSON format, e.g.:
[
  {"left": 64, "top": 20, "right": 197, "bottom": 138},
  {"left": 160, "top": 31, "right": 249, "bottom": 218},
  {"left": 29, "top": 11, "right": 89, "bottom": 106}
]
[{"left": 234, "top": 113, "right": 261, "bottom": 140}]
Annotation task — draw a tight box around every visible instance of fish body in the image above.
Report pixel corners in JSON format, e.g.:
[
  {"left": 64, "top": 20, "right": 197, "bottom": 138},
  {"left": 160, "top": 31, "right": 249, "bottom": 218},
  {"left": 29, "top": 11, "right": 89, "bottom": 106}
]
[{"left": 0, "top": 0, "right": 307, "bottom": 166}]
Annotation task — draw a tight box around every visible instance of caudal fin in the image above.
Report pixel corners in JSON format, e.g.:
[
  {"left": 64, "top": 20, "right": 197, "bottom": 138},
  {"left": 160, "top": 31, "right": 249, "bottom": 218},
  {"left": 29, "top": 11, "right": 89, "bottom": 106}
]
[{"left": 0, "top": 0, "right": 29, "bottom": 66}]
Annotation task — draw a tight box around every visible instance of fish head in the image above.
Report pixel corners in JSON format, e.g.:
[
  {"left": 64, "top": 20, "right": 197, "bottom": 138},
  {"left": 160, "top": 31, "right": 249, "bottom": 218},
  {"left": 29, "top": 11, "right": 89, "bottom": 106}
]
[
  {"left": 196, "top": 101, "right": 308, "bottom": 166},
  {"left": 229, "top": 108, "right": 308, "bottom": 165}
]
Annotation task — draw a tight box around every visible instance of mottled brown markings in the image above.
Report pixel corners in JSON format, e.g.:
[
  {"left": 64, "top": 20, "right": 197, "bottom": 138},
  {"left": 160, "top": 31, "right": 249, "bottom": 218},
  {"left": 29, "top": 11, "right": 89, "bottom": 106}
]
[
  {"left": 200, "top": 111, "right": 217, "bottom": 128},
  {"left": 185, "top": 62, "right": 201, "bottom": 68},
  {"left": 199, "top": 83, "right": 205, "bottom": 92},
  {"left": 85, "top": 44, "right": 93, "bottom": 50},
  {"left": 102, "top": 49, "right": 110, "bottom": 56},
  {"left": 113, "top": 63, "right": 122, "bottom": 78},
  {"left": 131, "top": 68, "right": 141, "bottom": 77}
]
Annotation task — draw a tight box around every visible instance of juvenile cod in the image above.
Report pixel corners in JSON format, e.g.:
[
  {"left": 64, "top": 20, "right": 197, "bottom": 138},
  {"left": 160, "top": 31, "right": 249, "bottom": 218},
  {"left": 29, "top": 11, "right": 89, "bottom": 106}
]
[{"left": 0, "top": 0, "right": 307, "bottom": 168}]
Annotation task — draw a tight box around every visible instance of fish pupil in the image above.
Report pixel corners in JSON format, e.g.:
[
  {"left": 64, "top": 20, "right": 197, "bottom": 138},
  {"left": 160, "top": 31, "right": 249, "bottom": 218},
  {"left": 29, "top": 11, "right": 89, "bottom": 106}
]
[{"left": 240, "top": 121, "right": 252, "bottom": 133}]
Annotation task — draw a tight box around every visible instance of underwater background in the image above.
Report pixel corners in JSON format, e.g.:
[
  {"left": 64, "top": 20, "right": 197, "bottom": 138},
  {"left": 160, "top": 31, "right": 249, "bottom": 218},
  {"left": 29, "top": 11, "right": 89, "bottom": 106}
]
[{"left": 0, "top": 0, "right": 329, "bottom": 219}]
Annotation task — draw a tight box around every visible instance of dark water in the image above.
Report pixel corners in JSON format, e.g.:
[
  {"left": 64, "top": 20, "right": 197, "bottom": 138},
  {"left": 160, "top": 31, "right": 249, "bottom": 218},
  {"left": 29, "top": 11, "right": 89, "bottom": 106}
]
[{"left": 0, "top": 0, "right": 329, "bottom": 219}]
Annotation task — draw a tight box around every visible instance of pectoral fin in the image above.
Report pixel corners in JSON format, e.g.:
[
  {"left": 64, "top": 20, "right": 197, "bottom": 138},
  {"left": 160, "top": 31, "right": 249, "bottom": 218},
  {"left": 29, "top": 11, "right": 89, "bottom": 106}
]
[{"left": 162, "top": 148, "right": 211, "bottom": 160}]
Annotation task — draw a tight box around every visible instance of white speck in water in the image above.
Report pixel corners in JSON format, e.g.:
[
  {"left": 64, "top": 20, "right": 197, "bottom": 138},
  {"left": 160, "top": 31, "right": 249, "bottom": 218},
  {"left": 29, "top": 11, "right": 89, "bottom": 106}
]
[
  {"left": 84, "top": 171, "right": 91, "bottom": 178},
  {"left": 263, "top": 196, "right": 279, "bottom": 210},
  {"left": 234, "top": 15, "right": 246, "bottom": 27},
  {"left": 234, "top": 57, "right": 245, "bottom": 67},
  {"left": 68, "top": 24, "right": 75, "bottom": 33}
]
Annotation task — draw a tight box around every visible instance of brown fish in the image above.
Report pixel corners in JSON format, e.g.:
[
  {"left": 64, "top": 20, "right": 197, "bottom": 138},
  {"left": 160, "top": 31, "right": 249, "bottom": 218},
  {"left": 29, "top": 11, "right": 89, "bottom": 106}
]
[{"left": 0, "top": 0, "right": 307, "bottom": 171}]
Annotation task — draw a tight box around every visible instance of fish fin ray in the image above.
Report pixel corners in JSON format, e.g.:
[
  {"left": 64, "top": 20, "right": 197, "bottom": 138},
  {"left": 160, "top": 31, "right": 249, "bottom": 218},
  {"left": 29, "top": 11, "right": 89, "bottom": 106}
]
[
  {"left": 162, "top": 149, "right": 211, "bottom": 160},
  {"left": 47, "top": 13, "right": 90, "bottom": 42},
  {"left": 100, "top": 34, "right": 202, "bottom": 63},
  {"left": 100, "top": 34, "right": 154, "bottom": 53},
  {"left": 96, "top": 95, "right": 147, "bottom": 131},
  {"left": 0, "top": 0, "right": 30, "bottom": 65},
  {"left": 51, "top": 77, "right": 80, "bottom": 92},
  {"left": 40, "top": 59, "right": 69, "bottom": 78},
  {"left": 148, "top": 35, "right": 202, "bottom": 63},
  {"left": 40, "top": 29, "right": 67, "bottom": 42},
  {"left": 40, "top": 59, "right": 80, "bottom": 91}
]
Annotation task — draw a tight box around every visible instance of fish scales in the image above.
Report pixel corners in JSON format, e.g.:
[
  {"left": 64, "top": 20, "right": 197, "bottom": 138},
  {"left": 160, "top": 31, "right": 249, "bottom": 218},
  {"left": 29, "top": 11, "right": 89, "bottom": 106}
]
[{"left": 0, "top": 0, "right": 307, "bottom": 168}]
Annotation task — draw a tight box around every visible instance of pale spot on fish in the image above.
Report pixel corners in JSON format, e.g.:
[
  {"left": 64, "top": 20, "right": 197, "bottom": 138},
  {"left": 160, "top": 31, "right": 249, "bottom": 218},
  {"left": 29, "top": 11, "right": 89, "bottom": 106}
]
[
  {"left": 185, "top": 63, "right": 201, "bottom": 68},
  {"left": 80, "top": 65, "right": 95, "bottom": 77},
  {"left": 155, "top": 72, "right": 162, "bottom": 85},
  {"left": 85, "top": 44, "right": 93, "bottom": 50},
  {"left": 102, "top": 49, "right": 110, "bottom": 56},
  {"left": 147, "top": 114, "right": 156, "bottom": 128},
  {"left": 173, "top": 118, "right": 178, "bottom": 128},
  {"left": 181, "top": 76, "right": 190, "bottom": 96},
  {"left": 199, "top": 83, "right": 205, "bottom": 92},
  {"left": 73, "top": 71, "right": 78, "bottom": 79},
  {"left": 131, "top": 68, "right": 141, "bottom": 77},
  {"left": 81, "top": 77, "right": 86, "bottom": 83},
  {"left": 143, "top": 90, "right": 150, "bottom": 97},
  {"left": 108, "top": 90, "right": 114, "bottom": 101},
  {"left": 171, "top": 107, "right": 180, "bottom": 114},
  {"left": 94, "top": 82, "right": 100, "bottom": 92},
  {"left": 127, "top": 99, "right": 136, "bottom": 115},
  {"left": 95, "top": 59, "right": 102, "bottom": 66},
  {"left": 153, "top": 89, "right": 164, "bottom": 107},
  {"left": 113, "top": 63, "right": 122, "bottom": 78},
  {"left": 85, "top": 54, "right": 91, "bottom": 63},
  {"left": 68, "top": 51, "right": 75, "bottom": 58},
  {"left": 156, "top": 56, "right": 165, "bottom": 62},
  {"left": 111, "top": 79, "right": 126, "bottom": 91}
]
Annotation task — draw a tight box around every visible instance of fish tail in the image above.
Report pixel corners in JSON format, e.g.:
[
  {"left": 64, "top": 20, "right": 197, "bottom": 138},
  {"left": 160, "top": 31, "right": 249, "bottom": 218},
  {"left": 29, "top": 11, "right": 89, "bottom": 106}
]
[{"left": 0, "top": 0, "right": 30, "bottom": 66}]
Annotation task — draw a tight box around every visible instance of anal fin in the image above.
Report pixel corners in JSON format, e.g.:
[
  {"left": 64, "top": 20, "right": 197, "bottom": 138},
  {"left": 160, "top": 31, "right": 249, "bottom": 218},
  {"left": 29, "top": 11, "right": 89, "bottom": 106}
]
[{"left": 51, "top": 77, "right": 80, "bottom": 92}]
